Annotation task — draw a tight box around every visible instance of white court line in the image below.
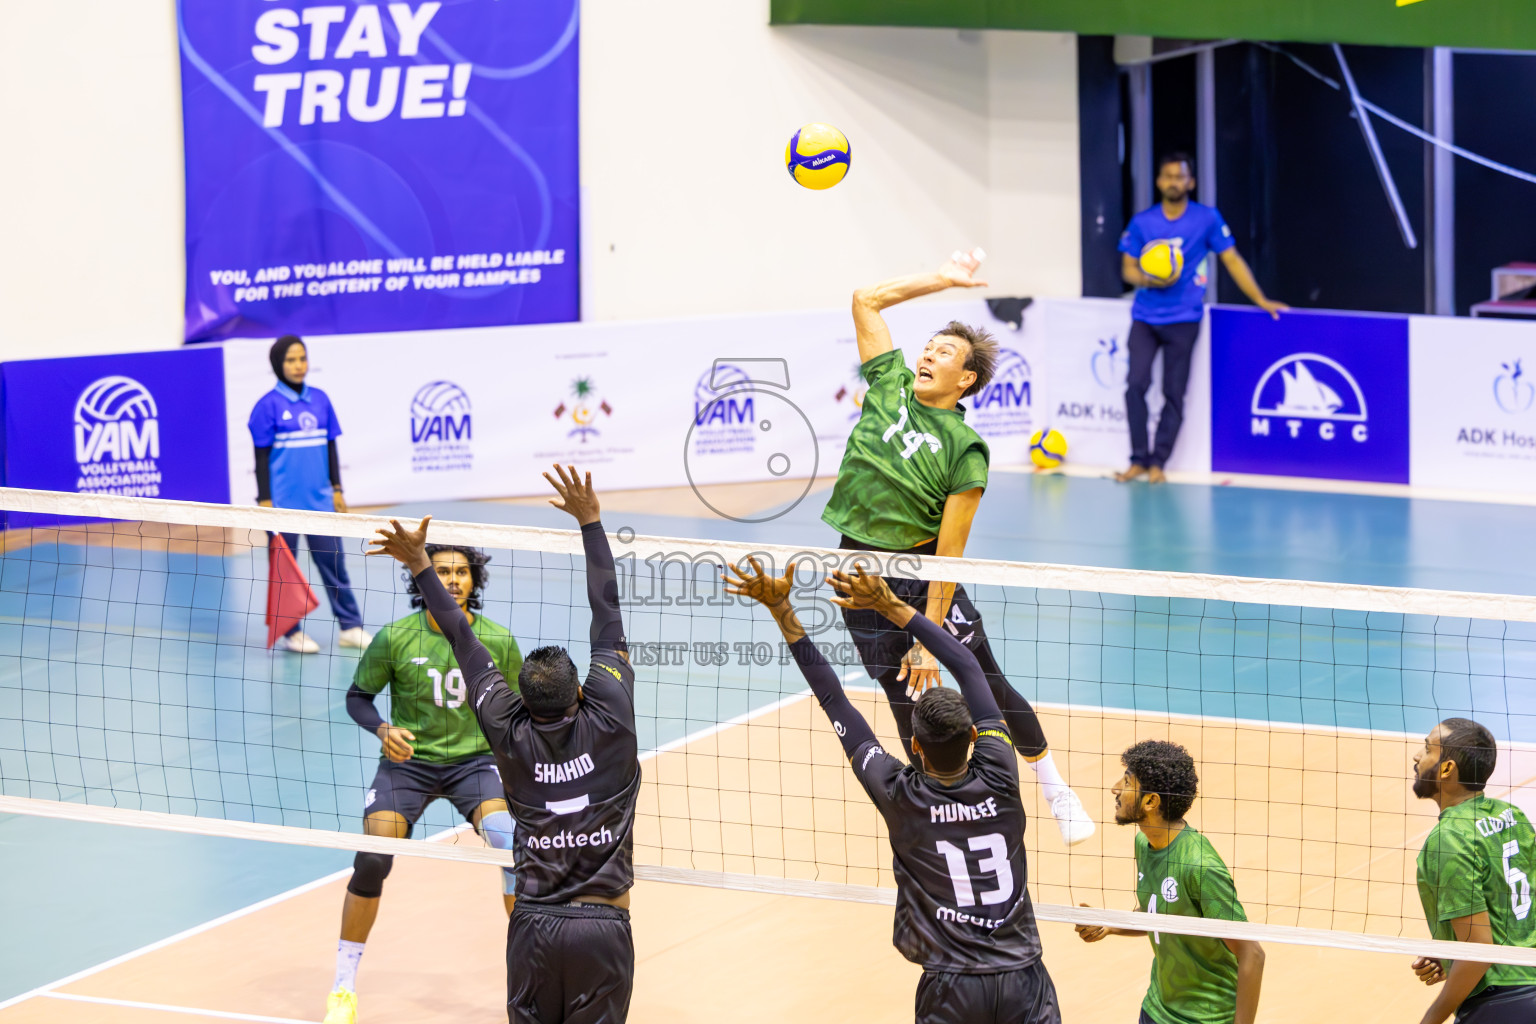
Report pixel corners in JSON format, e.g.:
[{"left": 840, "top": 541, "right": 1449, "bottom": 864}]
[
  {"left": 0, "top": 691, "right": 821, "bottom": 1014},
  {"left": 0, "top": 867, "right": 350, "bottom": 1013},
  {"left": 36, "top": 991, "right": 320, "bottom": 1023}
]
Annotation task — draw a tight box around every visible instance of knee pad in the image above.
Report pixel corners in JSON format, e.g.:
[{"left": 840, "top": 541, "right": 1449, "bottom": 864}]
[
  {"left": 347, "top": 851, "right": 394, "bottom": 899},
  {"left": 479, "top": 810, "right": 518, "bottom": 896}
]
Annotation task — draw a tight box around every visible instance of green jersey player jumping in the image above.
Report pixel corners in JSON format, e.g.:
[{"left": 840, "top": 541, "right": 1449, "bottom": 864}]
[
  {"left": 822, "top": 249, "right": 1093, "bottom": 845},
  {"left": 1075, "top": 740, "right": 1265, "bottom": 1024},
  {"left": 324, "top": 544, "right": 524, "bottom": 1024},
  {"left": 1410, "top": 718, "right": 1536, "bottom": 1024}
]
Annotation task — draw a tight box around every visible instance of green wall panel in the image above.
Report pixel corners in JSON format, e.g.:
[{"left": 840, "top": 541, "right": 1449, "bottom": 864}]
[{"left": 770, "top": 0, "right": 1536, "bottom": 51}]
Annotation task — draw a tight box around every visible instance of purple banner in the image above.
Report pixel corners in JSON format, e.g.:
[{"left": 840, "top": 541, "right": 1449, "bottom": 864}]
[{"left": 178, "top": 1, "right": 579, "bottom": 341}]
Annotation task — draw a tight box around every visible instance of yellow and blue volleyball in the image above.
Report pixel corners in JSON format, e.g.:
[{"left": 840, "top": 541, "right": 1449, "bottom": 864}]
[
  {"left": 786, "top": 123, "right": 851, "bottom": 190},
  {"left": 1138, "top": 240, "right": 1184, "bottom": 283},
  {"left": 1029, "top": 428, "right": 1068, "bottom": 469}
]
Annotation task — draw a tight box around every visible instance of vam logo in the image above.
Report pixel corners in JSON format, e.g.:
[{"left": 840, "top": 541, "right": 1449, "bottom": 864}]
[
  {"left": 74, "top": 375, "right": 163, "bottom": 496},
  {"left": 1249, "top": 353, "right": 1369, "bottom": 443},
  {"left": 1091, "top": 336, "right": 1129, "bottom": 390},
  {"left": 970, "top": 349, "right": 1033, "bottom": 438},
  {"left": 410, "top": 380, "right": 473, "bottom": 473},
  {"left": 1494, "top": 359, "right": 1535, "bottom": 414},
  {"left": 693, "top": 363, "right": 755, "bottom": 429},
  {"left": 75, "top": 376, "right": 159, "bottom": 462}
]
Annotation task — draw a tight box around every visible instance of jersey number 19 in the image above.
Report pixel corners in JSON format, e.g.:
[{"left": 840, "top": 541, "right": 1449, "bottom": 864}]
[{"left": 427, "top": 668, "right": 466, "bottom": 709}]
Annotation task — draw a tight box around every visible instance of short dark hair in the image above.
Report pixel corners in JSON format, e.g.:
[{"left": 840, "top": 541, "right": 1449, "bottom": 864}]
[
  {"left": 405, "top": 545, "right": 490, "bottom": 610},
  {"left": 519, "top": 645, "right": 580, "bottom": 716},
  {"left": 1158, "top": 152, "right": 1194, "bottom": 177},
  {"left": 913, "top": 687, "right": 973, "bottom": 773},
  {"left": 1122, "top": 740, "right": 1198, "bottom": 822},
  {"left": 934, "top": 321, "right": 999, "bottom": 398},
  {"left": 1438, "top": 717, "right": 1497, "bottom": 791}
]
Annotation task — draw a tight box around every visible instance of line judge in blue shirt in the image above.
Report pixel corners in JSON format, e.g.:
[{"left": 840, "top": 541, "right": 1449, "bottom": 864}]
[
  {"left": 250, "top": 336, "right": 372, "bottom": 654},
  {"left": 1115, "top": 152, "right": 1287, "bottom": 484}
]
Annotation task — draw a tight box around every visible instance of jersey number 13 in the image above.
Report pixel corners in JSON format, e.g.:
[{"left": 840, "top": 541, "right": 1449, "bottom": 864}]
[{"left": 936, "top": 833, "right": 1014, "bottom": 907}]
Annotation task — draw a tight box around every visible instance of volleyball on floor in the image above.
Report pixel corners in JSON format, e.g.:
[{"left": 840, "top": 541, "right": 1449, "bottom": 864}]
[
  {"left": 1139, "top": 240, "right": 1184, "bottom": 283},
  {"left": 1029, "top": 428, "right": 1068, "bottom": 469},
  {"left": 786, "top": 123, "right": 851, "bottom": 190}
]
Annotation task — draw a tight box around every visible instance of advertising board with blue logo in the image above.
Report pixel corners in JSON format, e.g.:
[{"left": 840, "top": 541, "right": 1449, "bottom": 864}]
[
  {"left": 178, "top": 0, "right": 579, "bottom": 342},
  {"left": 1210, "top": 308, "right": 1410, "bottom": 484},
  {"left": 1038, "top": 298, "right": 1212, "bottom": 473},
  {"left": 1409, "top": 315, "right": 1536, "bottom": 494},
  {"left": 1, "top": 349, "right": 231, "bottom": 525}
]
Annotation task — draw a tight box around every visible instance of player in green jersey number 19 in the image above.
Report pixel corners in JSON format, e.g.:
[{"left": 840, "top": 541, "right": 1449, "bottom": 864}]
[
  {"left": 322, "top": 545, "right": 524, "bottom": 1024},
  {"left": 1410, "top": 718, "right": 1536, "bottom": 1024},
  {"left": 821, "top": 248, "right": 1094, "bottom": 845},
  {"left": 1075, "top": 740, "right": 1265, "bottom": 1024}
]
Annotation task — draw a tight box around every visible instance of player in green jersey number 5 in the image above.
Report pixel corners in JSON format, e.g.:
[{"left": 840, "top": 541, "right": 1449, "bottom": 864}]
[
  {"left": 322, "top": 545, "right": 524, "bottom": 1024},
  {"left": 1410, "top": 718, "right": 1536, "bottom": 1024},
  {"left": 1075, "top": 740, "right": 1265, "bottom": 1024},
  {"left": 822, "top": 249, "right": 1094, "bottom": 845}
]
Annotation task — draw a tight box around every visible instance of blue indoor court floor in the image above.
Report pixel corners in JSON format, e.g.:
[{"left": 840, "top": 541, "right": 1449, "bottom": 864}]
[{"left": 3, "top": 470, "right": 1536, "bottom": 1004}]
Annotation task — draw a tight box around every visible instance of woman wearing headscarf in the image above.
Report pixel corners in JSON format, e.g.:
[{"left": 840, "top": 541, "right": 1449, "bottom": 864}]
[{"left": 249, "top": 335, "right": 371, "bottom": 654}]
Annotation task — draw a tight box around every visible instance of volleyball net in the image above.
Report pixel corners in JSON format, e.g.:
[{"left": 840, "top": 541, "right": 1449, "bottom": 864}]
[{"left": 1, "top": 488, "right": 1533, "bottom": 967}]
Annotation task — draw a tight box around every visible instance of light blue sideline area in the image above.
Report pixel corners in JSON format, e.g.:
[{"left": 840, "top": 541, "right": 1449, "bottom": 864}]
[{"left": 3, "top": 471, "right": 1536, "bottom": 1000}]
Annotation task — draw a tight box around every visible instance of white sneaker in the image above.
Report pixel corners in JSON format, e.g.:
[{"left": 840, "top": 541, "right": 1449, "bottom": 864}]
[
  {"left": 338, "top": 627, "right": 374, "bottom": 650},
  {"left": 276, "top": 631, "right": 321, "bottom": 654},
  {"left": 1049, "top": 788, "right": 1097, "bottom": 846}
]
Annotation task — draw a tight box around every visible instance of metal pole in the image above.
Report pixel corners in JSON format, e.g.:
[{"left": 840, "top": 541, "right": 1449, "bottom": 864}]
[
  {"left": 1333, "top": 44, "right": 1418, "bottom": 249},
  {"left": 1431, "top": 47, "right": 1455, "bottom": 314},
  {"left": 1129, "top": 63, "right": 1153, "bottom": 213},
  {"left": 1197, "top": 46, "right": 1218, "bottom": 301}
]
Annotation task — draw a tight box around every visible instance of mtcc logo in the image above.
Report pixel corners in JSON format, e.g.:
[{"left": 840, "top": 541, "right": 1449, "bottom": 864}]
[
  {"left": 969, "top": 349, "right": 1033, "bottom": 438},
  {"left": 1495, "top": 359, "right": 1535, "bottom": 414},
  {"left": 1091, "top": 336, "right": 1129, "bottom": 390},
  {"left": 1249, "top": 353, "right": 1369, "bottom": 443},
  {"left": 74, "top": 375, "right": 163, "bottom": 496},
  {"left": 684, "top": 358, "right": 818, "bottom": 523},
  {"left": 410, "top": 380, "right": 472, "bottom": 473}
]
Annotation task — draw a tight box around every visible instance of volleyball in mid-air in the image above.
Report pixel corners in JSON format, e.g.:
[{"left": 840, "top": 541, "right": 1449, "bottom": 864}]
[
  {"left": 1139, "top": 240, "right": 1184, "bottom": 283},
  {"left": 1029, "top": 428, "right": 1068, "bottom": 469},
  {"left": 786, "top": 123, "right": 851, "bottom": 190}
]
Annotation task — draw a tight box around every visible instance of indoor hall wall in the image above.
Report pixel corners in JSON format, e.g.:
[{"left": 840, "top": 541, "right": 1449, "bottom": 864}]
[
  {"left": 580, "top": 7, "right": 1081, "bottom": 319},
  {"left": 0, "top": 3, "right": 1082, "bottom": 359},
  {"left": 0, "top": 1, "right": 185, "bottom": 361}
]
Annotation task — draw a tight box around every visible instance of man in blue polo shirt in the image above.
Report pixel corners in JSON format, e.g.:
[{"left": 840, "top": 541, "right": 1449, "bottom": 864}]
[
  {"left": 250, "top": 336, "right": 371, "bottom": 654},
  {"left": 1116, "top": 153, "right": 1287, "bottom": 484}
]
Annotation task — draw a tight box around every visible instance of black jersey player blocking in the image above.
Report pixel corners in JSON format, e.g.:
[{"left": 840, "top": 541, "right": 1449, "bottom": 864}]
[
  {"left": 367, "top": 464, "right": 638, "bottom": 1024},
  {"left": 724, "top": 556, "right": 1060, "bottom": 1024}
]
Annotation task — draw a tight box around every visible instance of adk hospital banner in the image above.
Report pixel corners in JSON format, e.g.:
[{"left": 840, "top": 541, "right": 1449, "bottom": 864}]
[{"left": 177, "top": 0, "right": 580, "bottom": 342}]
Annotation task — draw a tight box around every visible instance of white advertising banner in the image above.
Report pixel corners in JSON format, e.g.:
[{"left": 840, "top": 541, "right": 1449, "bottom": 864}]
[
  {"left": 1036, "top": 297, "right": 1212, "bottom": 474},
  {"left": 222, "top": 299, "right": 1032, "bottom": 509},
  {"left": 1409, "top": 315, "right": 1536, "bottom": 494}
]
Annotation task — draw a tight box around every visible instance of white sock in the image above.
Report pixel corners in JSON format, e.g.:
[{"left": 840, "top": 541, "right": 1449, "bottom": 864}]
[
  {"left": 1027, "top": 751, "right": 1070, "bottom": 805},
  {"left": 334, "top": 940, "right": 365, "bottom": 994}
]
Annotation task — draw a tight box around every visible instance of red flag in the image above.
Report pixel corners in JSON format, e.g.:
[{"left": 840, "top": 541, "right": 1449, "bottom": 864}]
[{"left": 266, "top": 534, "right": 319, "bottom": 648}]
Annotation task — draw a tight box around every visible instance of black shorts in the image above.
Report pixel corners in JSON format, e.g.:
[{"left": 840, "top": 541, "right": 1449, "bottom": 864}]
[
  {"left": 1456, "top": 985, "right": 1536, "bottom": 1024},
  {"left": 916, "top": 961, "right": 1060, "bottom": 1024},
  {"left": 839, "top": 536, "right": 989, "bottom": 677},
  {"left": 364, "top": 755, "right": 505, "bottom": 829},
  {"left": 508, "top": 901, "right": 634, "bottom": 1024}
]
